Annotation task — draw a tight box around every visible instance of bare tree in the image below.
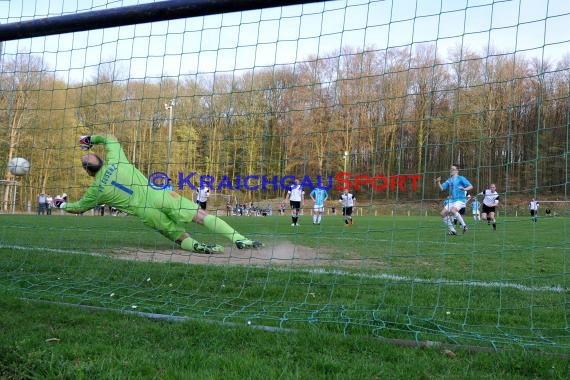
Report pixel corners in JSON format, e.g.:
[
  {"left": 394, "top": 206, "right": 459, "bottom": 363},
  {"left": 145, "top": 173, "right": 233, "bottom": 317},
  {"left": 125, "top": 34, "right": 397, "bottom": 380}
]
[{"left": 1, "top": 54, "right": 44, "bottom": 211}]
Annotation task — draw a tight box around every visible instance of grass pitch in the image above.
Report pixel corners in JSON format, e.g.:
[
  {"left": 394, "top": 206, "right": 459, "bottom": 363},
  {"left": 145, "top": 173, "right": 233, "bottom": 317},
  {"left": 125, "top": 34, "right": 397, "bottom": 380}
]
[{"left": 1, "top": 213, "right": 569, "bottom": 378}]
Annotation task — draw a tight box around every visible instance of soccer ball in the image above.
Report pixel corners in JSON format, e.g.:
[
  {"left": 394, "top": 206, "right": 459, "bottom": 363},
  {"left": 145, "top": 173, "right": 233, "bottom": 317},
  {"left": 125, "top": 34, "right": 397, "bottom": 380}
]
[{"left": 8, "top": 157, "right": 31, "bottom": 176}]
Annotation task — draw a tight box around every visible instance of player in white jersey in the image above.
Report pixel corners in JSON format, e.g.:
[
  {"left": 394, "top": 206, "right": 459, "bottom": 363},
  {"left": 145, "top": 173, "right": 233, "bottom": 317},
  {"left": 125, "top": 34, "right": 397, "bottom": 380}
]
[
  {"left": 196, "top": 184, "right": 210, "bottom": 210},
  {"left": 284, "top": 178, "right": 305, "bottom": 226},
  {"left": 339, "top": 189, "right": 356, "bottom": 226},
  {"left": 478, "top": 183, "right": 499, "bottom": 231},
  {"left": 528, "top": 198, "right": 539, "bottom": 222}
]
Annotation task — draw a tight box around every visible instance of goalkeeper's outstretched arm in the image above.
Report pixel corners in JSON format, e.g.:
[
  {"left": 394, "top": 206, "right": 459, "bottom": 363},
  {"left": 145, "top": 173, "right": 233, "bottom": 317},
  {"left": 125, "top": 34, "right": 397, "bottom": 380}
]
[
  {"left": 61, "top": 186, "right": 98, "bottom": 214},
  {"left": 86, "top": 134, "right": 130, "bottom": 165},
  {"left": 61, "top": 134, "right": 118, "bottom": 214}
]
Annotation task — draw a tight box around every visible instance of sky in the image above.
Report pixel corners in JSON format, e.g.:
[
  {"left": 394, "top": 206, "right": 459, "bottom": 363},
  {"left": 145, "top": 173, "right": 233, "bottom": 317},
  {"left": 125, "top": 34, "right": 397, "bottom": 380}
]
[{"left": 1, "top": 0, "right": 569, "bottom": 84}]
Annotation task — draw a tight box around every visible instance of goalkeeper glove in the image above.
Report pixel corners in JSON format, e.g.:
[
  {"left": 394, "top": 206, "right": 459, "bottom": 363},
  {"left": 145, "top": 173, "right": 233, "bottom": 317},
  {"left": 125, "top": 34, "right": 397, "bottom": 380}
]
[
  {"left": 79, "top": 135, "right": 93, "bottom": 151},
  {"left": 54, "top": 199, "right": 66, "bottom": 209}
]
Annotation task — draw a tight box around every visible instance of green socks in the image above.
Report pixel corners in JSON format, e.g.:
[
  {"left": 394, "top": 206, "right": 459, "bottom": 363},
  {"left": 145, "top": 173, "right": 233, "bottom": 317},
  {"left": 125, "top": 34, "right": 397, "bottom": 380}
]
[
  {"left": 180, "top": 237, "right": 199, "bottom": 251},
  {"left": 179, "top": 215, "right": 247, "bottom": 250},
  {"left": 202, "top": 215, "right": 245, "bottom": 243}
]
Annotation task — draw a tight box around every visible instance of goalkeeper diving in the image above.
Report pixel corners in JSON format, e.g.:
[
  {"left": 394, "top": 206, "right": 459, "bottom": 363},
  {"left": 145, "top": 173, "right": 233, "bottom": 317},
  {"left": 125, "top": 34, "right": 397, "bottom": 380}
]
[{"left": 58, "top": 134, "right": 262, "bottom": 254}]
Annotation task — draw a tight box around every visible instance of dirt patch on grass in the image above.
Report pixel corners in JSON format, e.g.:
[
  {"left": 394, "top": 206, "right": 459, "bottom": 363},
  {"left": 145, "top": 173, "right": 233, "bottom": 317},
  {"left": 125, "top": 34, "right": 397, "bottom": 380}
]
[{"left": 112, "top": 242, "right": 340, "bottom": 267}]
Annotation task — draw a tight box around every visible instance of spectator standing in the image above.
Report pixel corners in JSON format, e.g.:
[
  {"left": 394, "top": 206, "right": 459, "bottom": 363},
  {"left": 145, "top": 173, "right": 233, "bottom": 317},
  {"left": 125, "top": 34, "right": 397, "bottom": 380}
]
[
  {"left": 46, "top": 194, "right": 53, "bottom": 215},
  {"left": 37, "top": 193, "right": 47, "bottom": 215}
]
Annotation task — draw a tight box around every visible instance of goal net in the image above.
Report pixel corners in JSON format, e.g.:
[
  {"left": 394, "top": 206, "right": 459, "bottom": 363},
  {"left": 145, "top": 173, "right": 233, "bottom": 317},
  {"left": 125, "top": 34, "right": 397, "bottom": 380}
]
[
  {"left": 1, "top": 0, "right": 569, "bottom": 354},
  {"left": 0, "top": 180, "right": 20, "bottom": 213}
]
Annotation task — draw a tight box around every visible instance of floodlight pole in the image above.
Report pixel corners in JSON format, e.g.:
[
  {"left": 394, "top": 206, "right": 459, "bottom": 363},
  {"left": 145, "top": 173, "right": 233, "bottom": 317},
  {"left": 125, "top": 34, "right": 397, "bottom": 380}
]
[
  {"left": 343, "top": 150, "right": 349, "bottom": 173},
  {"left": 164, "top": 99, "right": 175, "bottom": 177}
]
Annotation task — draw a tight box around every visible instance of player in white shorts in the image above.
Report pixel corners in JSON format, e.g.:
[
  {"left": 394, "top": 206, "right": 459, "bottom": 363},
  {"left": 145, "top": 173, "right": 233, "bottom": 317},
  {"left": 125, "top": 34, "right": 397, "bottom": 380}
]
[
  {"left": 470, "top": 196, "right": 481, "bottom": 221},
  {"left": 310, "top": 187, "right": 328, "bottom": 225},
  {"left": 436, "top": 165, "right": 473, "bottom": 235}
]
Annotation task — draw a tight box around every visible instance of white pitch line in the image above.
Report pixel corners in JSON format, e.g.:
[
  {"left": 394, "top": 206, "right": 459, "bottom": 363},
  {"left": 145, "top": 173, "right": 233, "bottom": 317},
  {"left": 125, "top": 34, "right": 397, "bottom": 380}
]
[
  {"left": 303, "top": 268, "right": 569, "bottom": 293},
  {"left": 0, "top": 243, "right": 88, "bottom": 255},
  {"left": 2, "top": 243, "right": 568, "bottom": 294}
]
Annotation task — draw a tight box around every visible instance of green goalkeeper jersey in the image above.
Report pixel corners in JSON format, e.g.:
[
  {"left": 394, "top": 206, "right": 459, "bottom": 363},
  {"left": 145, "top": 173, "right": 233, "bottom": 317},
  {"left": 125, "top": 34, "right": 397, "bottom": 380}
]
[
  {"left": 62, "top": 135, "right": 249, "bottom": 247},
  {"left": 64, "top": 135, "right": 157, "bottom": 216}
]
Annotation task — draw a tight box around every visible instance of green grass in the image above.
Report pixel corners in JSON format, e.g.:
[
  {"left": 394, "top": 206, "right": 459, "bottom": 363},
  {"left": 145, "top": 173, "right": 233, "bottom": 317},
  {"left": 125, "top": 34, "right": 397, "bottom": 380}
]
[
  {"left": 1, "top": 213, "right": 569, "bottom": 378},
  {"left": 2, "top": 295, "right": 569, "bottom": 380}
]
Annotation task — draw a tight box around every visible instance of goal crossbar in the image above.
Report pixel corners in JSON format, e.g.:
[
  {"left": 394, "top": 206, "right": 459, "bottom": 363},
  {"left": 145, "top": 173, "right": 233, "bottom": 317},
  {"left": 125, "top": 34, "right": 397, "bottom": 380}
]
[{"left": 0, "top": 0, "right": 335, "bottom": 42}]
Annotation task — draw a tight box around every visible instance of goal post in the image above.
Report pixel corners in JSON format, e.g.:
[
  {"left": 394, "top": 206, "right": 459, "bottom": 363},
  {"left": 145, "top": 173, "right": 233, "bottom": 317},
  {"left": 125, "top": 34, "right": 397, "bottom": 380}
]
[
  {"left": 0, "top": 180, "right": 20, "bottom": 214},
  {"left": 1, "top": 0, "right": 569, "bottom": 355}
]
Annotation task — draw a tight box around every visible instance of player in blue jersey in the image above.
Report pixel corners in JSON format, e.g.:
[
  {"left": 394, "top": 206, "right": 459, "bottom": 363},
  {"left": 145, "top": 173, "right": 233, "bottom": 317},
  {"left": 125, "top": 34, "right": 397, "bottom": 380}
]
[
  {"left": 436, "top": 165, "right": 473, "bottom": 235},
  {"left": 469, "top": 196, "right": 481, "bottom": 221},
  {"left": 309, "top": 186, "right": 329, "bottom": 225}
]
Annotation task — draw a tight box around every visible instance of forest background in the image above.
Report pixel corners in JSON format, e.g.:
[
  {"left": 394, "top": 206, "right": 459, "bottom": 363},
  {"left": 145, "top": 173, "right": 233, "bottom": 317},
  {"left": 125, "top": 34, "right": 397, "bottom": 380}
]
[{"left": 2, "top": 44, "right": 569, "bottom": 212}]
